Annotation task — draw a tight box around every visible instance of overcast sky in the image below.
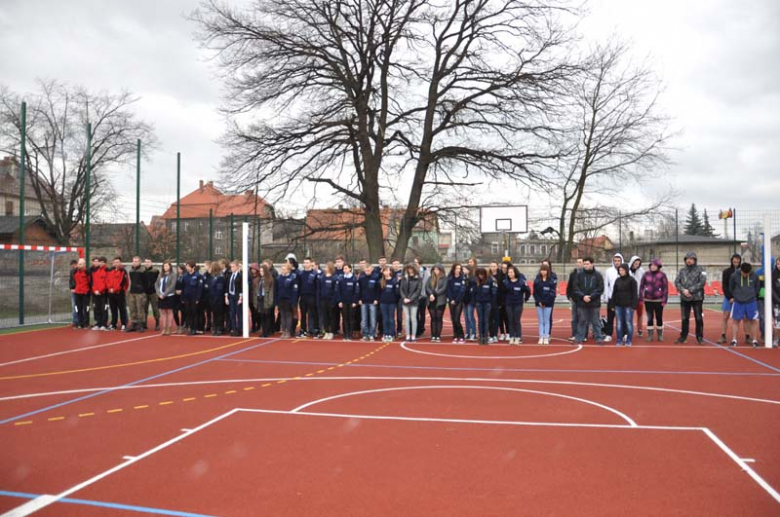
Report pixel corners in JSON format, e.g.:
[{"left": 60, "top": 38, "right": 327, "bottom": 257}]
[{"left": 1, "top": 0, "right": 778, "bottom": 226}]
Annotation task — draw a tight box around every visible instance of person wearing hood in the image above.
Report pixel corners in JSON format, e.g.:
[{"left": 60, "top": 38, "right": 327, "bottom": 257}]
[
  {"left": 628, "top": 256, "right": 645, "bottom": 338},
  {"left": 400, "top": 264, "right": 423, "bottom": 341},
  {"left": 718, "top": 253, "right": 742, "bottom": 344},
  {"left": 613, "top": 264, "right": 639, "bottom": 346},
  {"left": 601, "top": 252, "right": 624, "bottom": 342},
  {"left": 573, "top": 257, "right": 605, "bottom": 344},
  {"left": 639, "top": 259, "right": 668, "bottom": 342},
  {"left": 674, "top": 251, "right": 707, "bottom": 345},
  {"left": 728, "top": 262, "right": 760, "bottom": 347}
]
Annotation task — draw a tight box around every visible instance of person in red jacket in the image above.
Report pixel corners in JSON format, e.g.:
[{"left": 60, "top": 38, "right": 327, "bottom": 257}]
[
  {"left": 70, "top": 258, "right": 92, "bottom": 329},
  {"left": 107, "top": 256, "right": 129, "bottom": 330},
  {"left": 91, "top": 257, "right": 110, "bottom": 329}
]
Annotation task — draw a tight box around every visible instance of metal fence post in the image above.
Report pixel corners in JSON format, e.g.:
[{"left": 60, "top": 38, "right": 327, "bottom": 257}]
[{"left": 18, "top": 101, "right": 27, "bottom": 325}]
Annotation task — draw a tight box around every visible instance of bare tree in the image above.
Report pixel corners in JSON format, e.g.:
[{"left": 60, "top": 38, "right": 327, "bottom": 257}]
[
  {"left": 0, "top": 80, "right": 157, "bottom": 244},
  {"left": 552, "top": 40, "right": 673, "bottom": 261},
  {"left": 193, "top": 0, "right": 578, "bottom": 261}
]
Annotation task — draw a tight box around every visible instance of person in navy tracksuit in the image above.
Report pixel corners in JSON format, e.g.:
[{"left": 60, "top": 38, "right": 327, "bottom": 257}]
[
  {"left": 474, "top": 267, "right": 497, "bottom": 345},
  {"left": 379, "top": 266, "right": 400, "bottom": 342},
  {"left": 182, "top": 261, "right": 204, "bottom": 336},
  {"left": 299, "top": 257, "right": 319, "bottom": 337},
  {"left": 207, "top": 262, "right": 227, "bottom": 336},
  {"left": 533, "top": 263, "right": 558, "bottom": 345},
  {"left": 318, "top": 262, "right": 339, "bottom": 340},
  {"left": 503, "top": 265, "right": 531, "bottom": 345},
  {"left": 276, "top": 262, "right": 299, "bottom": 338},
  {"left": 447, "top": 263, "right": 468, "bottom": 343},
  {"left": 336, "top": 263, "right": 360, "bottom": 340},
  {"left": 358, "top": 264, "right": 381, "bottom": 341}
]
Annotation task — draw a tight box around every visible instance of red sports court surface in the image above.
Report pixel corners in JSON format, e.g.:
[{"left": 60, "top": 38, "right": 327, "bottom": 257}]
[{"left": 1, "top": 308, "right": 779, "bottom": 516}]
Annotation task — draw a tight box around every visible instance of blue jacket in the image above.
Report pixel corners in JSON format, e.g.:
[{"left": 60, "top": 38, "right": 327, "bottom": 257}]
[
  {"left": 336, "top": 274, "right": 360, "bottom": 305},
  {"left": 533, "top": 275, "right": 557, "bottom": 307},
  {"left": 358, "top": 270, "right": 381, "bottom": 304},
  {"left": 207, "top": 274, "right": 226, "bottom": 305},
  {"left": 503, "top": 276, "right": 531, "bottom": 306},
  {"left": 318, "top": 274, "right": 338, "bottom": 306},
  {"left": 300, "top": 269, "right": 318, "bottom": 297},
  {"left": 379, "top": 277, "right": 400, "bottom": 305},
  {"left": 276, "top": 272, "right": 299, "bottom": 305},
  {"left": 182, "top": 272, "right": 204, "bottom": 301},
  {"left": 447, "top": 273, "right": 468, "bottom": 304},
  {"left": 474, "top": 278, "right": 497, "bottom": 304}
]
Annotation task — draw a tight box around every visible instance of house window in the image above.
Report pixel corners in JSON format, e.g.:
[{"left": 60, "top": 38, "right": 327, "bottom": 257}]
[
  {"left": 215, "top": 230, "right": 223, "bottom": 240},
  {"left": 215, "top": 246, "right": 223, "bottom": 255},
  {"left": 518, "top": 245, "right": 526, "bottom": 255},
  {"left": 5, "top": 201, "right": 12, "bottom": 216},
  {"left": 529, "top": 245, "right": 536, "bottom": 255},
  {"left": 183, "top": 221, "right": 190, "bottom": 232},
  {"left": 491, "top": 242, "right": 500, "bottom": 255},
  {"left": 540, "top": 245, "right": 547, "bottom": 255}
]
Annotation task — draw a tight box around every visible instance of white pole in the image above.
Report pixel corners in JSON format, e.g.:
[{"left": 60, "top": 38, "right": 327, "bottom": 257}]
[
  {"left": 764, "top": 214, "right": 773, "bottom": 348},
  {"left": 242, "top": 222, "right": 250, "bottom": 338},
  {"left": 47, "top": 251, "right": 55, "bottom": 323}
]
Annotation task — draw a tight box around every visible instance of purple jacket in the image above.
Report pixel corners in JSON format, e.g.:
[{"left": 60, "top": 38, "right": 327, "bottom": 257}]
[{"left": 639, "top": 270, "right": 668, "bottom": 305}]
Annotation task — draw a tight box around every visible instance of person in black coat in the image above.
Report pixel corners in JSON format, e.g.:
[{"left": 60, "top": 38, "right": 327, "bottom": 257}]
[
  {"left": 612, "top": 264, "right": 638, "bottom": 346},
  {"left": 572, "top": 257, "right": 605, "bottom": 344}
]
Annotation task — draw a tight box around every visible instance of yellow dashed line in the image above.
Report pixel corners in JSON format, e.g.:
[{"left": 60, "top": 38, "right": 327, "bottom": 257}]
[
  {"left": 107, "top": 408, "right": 123, "bottom": 413},
  {"left": 224, "top": 390, "right": 237, "bottom": 395},
  {"left": 327, "top": 367, "right": 336, "bottom": 371},
  {"left": 14, "top": 421, "right": 33, "bottom": 426},
  {"left": 182, "top": 397, "right": 196, "bottom": 402},
  {"left": 305, "top": 373, "right": 314, "bottom": 377},
  {"left": 48, "top": 416, "right": 65, "bottom": 421},
  {"left": 159, "top": 401, "right": 174, "bottom": 406},
  {"left": 243, "top": 386, "right": 255, "bottom": 391},
  {"left": 78, "top": 412, "right": 94, "bottom": 418},
  {"left": 316, "top": 369, "right": 326, "bottom": 374},
  {"left": 276, "top": 380, "right": 287, "bottom": 384},
  {"left": 133, "top": 405, "right": 149, "bottom": 410},
  {"left": 204, "top": 394, "right": 217, "bottom": 398},
  {"left": 261, "top": 383, "right": 272, "bottom": 388}
]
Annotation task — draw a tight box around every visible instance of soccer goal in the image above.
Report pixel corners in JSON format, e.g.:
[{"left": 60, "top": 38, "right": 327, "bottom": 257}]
[{"left": 0, "top": 244, "right": 84, "bottom": 328}]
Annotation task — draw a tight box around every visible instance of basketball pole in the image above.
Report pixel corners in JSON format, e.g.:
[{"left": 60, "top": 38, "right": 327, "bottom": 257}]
[{"left": 242, "top": 222, "right": 250, "bottom": 339}]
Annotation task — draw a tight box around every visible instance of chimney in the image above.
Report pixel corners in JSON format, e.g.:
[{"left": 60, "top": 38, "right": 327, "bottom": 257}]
[
  {"left": 208, "top": 181, "right": 213, "bottom": 187},
  {"left": 199, "top": 180, "right": 204, "bottom": 189}
]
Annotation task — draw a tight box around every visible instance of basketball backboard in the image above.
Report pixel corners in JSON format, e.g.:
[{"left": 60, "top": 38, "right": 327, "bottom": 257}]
[{"left": 480, "top": 205, "right": 528, "bottom": 234}]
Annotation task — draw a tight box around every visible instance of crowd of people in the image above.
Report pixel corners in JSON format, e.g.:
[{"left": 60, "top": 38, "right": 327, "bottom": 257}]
[{"left": 68, "top": 252, "right": 780, "bottom": 347}]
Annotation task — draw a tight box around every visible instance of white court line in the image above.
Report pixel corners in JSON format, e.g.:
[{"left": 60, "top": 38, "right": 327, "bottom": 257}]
[
  {"left": 0, "top": 334, "right": 159, "bottom": 368},
  {"left": 290, "top": 385, "right": 638, "bottom": 427},
  {"left": 0, "top": 409, "right": 241, "bottom": 517},
  {"left": 2, "top": 495, "right": 57, "bottom": 517},
  {"left": 2, "top": 376, "right": 779, "bottom": 406},
  {"left": 401, "top": 341, "right": 583, "bottom": 359}
]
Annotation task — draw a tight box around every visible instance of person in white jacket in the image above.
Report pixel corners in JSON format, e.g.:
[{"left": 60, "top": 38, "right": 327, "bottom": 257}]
[
  {"left": 628, "top": 255, "right": 646, "bottom": 338},
  {"left": 601, "top": 253, "right": 624, "bottom": 342}
]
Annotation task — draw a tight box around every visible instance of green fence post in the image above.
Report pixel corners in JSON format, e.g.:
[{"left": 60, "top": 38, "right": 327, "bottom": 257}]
[
  {"left": 230, "top": 212, "right": 235, "bottom": 261},
  {"left": 18, "top": 101, "right": 27, "bottom": 325},
  {"left": 135, "top": 139, "right": 141, "bottom": 256},
  {"left": 85, "top": 123, "right": 92, "bottom": 265},
  {"left": 176, "top": 152, "right": 181, "bottom": 266},
  {"left": 209, "top": 208, "right": 213, "bottom": 261}
]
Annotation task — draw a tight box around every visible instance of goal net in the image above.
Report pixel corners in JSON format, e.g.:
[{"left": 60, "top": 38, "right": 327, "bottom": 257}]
[{"left": 0, "top": 244, "right": 84, "bottom": 328}]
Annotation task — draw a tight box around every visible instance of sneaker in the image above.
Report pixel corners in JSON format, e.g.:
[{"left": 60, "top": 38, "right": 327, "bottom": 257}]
[
  {"left": 752, "top": 340, "right": 759, "bottom": 348},
  {"left": 625, "top": 341, "right": 633, "bottom": 347},
  {"left": 717, "top": 335, "right": 727, "bottom": 344},
  {"left": 674, "top": 337, "right": 686, "bottom": 344},
  {"left": 100, "top": 326, "right": 108, "bottom": 331},
  {"left": 541, "top": 337, "right": 547, "bottom": 345},
  {"left": 596, "top": 340, "right": 605, "bottom": 345},
  {"left": 616, "top": 339, "right": 623, "bottom": 347},
  {"left": 537, "top": 338, "right": 543, "bottom": 345},
  {"left": 637, "top": 329, "right": 643, "bottom": 337},
  {"left": 696, "top": 338, "right": 704, "bottom": 345},
  {"left": 406, "top": 335, "right": 411, "bottom": 341},
  {"left": 603, "top": 335, "right": 612, "bottom": 343},
  {"left": 567, "top": 336, "right": 576, "bottom": 342},
  {"left": 518, "top": 338, "right": 523, "bottom": 344},
  {"left": 92, "top": 325, "right": 100, "bottom": 330}
]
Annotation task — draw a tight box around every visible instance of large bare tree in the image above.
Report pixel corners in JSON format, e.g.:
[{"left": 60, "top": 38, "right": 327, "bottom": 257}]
[
  {"left": 552, "top": 40, "right": 673, "bottom": 261},
  {"left": 194, "top": 0, "right": 578, "bottom": 261},
  {"left": 0, "top": 80, "right": 157, "bottom": 244}
]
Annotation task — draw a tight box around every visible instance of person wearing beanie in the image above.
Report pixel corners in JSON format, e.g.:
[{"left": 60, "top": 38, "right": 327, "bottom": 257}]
[
  {"left": 718, "top": 253, "right": 742, "bottom": 344},
  {"left": 612, "top": 263, "right": 638, "bottom": 346},
  {"left": 728, "top": 262, "right": 760, "bottom": 347},
  {"left": 674, "top": 251, "right": 706, "bottom": 345},
  {"left": 601, "top": 252, "right": 624, "bottom": 342},
  {"left": 639, "top": 259, "right": 668, "bottom": 342}
]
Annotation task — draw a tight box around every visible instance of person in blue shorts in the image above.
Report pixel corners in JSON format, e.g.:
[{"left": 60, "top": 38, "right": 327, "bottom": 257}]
[
  {"left": 718, "top": 253, "right": 742, "bottom": 344},
  {"left": 729, "top": 262, "right": 760, "bottom": 347}
]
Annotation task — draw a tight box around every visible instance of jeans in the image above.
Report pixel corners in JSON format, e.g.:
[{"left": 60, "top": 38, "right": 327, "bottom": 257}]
[
  {"left": 576, "top": 305, "right": 603, "bottom": 343},
  {"left": 402, "top": 304, "right": 418, "bottom": 337},
  {"left": 361, "top": 303, "right": 377, "bottom": 337},
  {"left": 464, "top": 303, "right": 476, "bottom": 337},
  {"left": 680, "top": 299, "right": 703, "bottom": 340},
  {"left": 505, "top": 303, "right": 524, "bottom": 338},
  {"left": 381, "top": 303, "right": 396, "bottom": 337},
  {"left": 429, "top": 305, "right": 445, "bottom": 338},
  {"left": 449, "top": 302, "right": 464, "bottom": 338},
  {"left": 71, "top": 292, "right": 78, "bottom": 324},
  {"left": 570, "top": 300, "right": 579, "bottom": 337},
  {"left": 615, "top": 306, "right": 634, "bottom": 343},
  {"left": 477, "top": 302, "right": 491, "bottom": 338},
  {"left": 537, "top": 306, "right": 552, "bottom": 338}
]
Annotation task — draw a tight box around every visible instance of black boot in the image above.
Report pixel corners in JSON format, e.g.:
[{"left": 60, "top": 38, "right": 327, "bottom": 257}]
[{"left": 155, "top": 318, "right": 160, "bottom": 331}]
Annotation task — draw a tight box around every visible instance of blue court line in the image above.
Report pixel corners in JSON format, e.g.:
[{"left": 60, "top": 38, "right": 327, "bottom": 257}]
[
  {"left": 0, "top": 490, "right": 217, "bottom": 516},
  {"left": 664, "top": 323, "right": 780, "bottom": 374},
  {"left": 214, "top": 357, "right": 780, "bottom": 377},
  {"left": 1, "top": 338, "right": 281, "bottom": 425}
]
